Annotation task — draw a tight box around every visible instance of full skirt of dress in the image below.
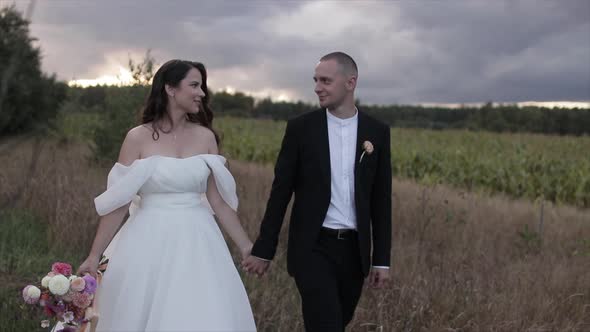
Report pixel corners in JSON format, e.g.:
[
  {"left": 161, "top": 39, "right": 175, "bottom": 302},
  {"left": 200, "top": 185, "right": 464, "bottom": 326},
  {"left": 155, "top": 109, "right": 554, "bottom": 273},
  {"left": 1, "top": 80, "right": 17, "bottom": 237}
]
[{"left": 95, "top": 204, "right": 256, "bottom": 332}]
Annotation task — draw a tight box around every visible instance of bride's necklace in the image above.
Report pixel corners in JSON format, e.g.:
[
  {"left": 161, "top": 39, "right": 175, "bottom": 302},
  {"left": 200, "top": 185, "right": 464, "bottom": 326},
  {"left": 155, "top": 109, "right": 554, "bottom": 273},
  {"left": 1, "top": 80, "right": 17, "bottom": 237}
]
[{"left": 171, "top": 124, "right": 185, "bottom": 142}]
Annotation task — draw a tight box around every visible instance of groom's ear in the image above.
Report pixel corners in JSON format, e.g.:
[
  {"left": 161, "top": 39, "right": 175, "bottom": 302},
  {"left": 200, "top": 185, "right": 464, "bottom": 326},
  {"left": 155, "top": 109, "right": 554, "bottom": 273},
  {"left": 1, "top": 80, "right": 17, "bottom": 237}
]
[{"left": 346, "top": 75, "right": 357, "bottom": 91}]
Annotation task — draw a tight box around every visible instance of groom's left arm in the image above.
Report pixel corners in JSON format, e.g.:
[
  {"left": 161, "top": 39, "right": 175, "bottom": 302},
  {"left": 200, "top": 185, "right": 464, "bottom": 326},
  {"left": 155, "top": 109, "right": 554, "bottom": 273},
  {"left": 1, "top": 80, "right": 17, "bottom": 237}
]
[{"left": 370, "top": 124, "right": 392, "bottom": 268}]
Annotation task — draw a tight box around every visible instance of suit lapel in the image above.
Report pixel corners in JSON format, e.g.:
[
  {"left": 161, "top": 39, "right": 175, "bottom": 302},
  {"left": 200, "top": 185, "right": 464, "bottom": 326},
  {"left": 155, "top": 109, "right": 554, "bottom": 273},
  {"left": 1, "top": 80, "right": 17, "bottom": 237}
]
[
  {"left": 316, "top": 109, "right": 331, "bottom": 186},
  {"left": 354, "top": 110, "right": 370, "bottom": 180},
  {"left": 354, "top": 110, "right": 371, "bottom": 223}
]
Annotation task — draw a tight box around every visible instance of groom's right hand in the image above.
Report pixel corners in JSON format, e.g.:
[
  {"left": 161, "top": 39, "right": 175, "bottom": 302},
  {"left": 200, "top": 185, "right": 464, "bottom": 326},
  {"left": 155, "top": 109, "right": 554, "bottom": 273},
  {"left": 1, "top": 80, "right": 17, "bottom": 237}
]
[{"left": 242, "top": 256, "right": 270, "bottom": 277}]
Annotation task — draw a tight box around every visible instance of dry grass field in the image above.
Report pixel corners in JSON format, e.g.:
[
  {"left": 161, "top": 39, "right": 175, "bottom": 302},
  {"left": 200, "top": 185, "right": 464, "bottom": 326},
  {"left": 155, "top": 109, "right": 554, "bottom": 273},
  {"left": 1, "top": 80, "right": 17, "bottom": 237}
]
[{"left": 1, "top": 138, "right": 589, "bottom": 331}]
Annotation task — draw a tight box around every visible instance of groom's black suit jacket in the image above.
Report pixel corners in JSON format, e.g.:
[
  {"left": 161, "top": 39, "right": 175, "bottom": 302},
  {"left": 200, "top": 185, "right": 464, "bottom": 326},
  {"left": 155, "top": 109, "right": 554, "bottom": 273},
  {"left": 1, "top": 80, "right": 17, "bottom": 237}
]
[{"left": 251, "top": 108, "right": 392, "bottom": 276}]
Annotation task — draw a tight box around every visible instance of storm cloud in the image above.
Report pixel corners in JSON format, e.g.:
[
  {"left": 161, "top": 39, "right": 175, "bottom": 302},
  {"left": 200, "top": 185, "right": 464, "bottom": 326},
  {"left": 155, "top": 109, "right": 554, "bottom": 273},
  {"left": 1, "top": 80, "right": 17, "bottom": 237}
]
[{"left": 6, "top": 0, "right": 590, "bottom": 104}]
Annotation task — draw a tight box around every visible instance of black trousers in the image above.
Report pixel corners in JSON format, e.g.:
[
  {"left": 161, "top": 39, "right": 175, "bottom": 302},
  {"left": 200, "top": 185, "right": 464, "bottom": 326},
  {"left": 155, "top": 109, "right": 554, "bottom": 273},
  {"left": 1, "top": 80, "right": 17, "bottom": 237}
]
[{"left": 293, "top": 229, "right": 365, "bottom": 332}]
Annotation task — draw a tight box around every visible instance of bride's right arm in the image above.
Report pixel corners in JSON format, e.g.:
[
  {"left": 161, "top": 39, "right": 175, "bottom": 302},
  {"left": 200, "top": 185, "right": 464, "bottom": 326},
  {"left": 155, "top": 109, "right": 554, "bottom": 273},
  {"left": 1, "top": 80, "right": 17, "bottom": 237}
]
[
  {"left": 78, "top": 128, "right": 143, "bottom": 276},
  {"left": 78, "top": 204, "right": 130, "bottom": 276}
]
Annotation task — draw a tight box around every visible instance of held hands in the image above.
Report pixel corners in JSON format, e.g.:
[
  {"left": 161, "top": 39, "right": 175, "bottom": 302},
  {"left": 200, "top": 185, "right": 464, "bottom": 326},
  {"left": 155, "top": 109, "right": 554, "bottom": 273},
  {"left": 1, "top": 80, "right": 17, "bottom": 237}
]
[
  {"left": 368, "top": 267, "right": 390, "bottom": 289},
  {"left": 241, "top": 255, "right": 270, "bottom": 277},
  {"left": 239, "top": 243, "right": 270, "bottom": 277}
]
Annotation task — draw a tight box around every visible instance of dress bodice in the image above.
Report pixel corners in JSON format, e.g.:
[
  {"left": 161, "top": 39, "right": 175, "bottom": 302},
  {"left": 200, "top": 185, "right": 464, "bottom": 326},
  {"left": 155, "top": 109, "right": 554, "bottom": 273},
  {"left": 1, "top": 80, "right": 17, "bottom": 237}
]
[
  {"left": 138, "top": 155, "right": 211, "bottom": 194},
  {"left": 94, "top": 154, "right": 238, "bottom": 216}
]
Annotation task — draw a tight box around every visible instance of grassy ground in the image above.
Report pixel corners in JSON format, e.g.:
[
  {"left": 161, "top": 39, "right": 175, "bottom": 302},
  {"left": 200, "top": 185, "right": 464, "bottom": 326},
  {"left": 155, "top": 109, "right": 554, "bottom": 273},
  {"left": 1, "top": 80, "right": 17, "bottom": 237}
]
[{"left": 0, "top": 138, "right": 588, "bottom": 331}]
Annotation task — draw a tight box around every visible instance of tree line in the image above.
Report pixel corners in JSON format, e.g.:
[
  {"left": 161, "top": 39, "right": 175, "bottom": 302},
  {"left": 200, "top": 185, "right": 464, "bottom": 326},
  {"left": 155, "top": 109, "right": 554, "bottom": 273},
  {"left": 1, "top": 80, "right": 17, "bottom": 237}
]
[
  {"left": 2, "top": 4, "right": 589, "bottom": 139},
  {"left": 71, "top": 85, "right": 590, "bottom": 136}
]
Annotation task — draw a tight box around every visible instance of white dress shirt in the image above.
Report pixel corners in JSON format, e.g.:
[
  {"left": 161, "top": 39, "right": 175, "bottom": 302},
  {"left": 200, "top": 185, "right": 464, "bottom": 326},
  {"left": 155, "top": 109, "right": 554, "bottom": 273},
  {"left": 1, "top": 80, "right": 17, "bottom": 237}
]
[{"left": 323, "top": 109, "right": 358, "bottom": 230}]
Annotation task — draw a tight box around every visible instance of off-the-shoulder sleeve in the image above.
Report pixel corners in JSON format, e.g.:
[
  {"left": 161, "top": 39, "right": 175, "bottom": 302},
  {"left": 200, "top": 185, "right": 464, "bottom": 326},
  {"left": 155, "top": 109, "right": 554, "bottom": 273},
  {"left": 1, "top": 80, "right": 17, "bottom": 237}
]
[
  {"left": 200, "top": 154, "right": 238, "bottom": 212},
  {"left": 94, "top": 159, "right": 157, "bottom": 216}
]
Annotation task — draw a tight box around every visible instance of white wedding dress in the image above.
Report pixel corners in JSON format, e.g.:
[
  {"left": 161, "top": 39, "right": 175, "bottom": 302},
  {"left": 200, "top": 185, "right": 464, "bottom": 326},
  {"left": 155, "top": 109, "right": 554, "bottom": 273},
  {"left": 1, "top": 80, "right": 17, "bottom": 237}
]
[{"left": 90, "top": 154, "right": 256, "bottom": 331}]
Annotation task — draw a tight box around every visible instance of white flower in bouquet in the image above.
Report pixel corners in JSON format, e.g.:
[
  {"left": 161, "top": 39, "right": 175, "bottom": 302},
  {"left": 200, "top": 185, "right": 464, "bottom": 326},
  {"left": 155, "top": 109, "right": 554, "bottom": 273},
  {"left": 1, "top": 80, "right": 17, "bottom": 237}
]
[
  {"left": 41, "top": 320, "right": 50, "bottom": 328},
  {"left": 48, "top": 274, "right": 70, "bottom": 296},
  {"left": 22, "top": 285, "right": 41, "bottom": 304},
  {"left": 41, "top": 275, "right": 53, "bottom": 288}
]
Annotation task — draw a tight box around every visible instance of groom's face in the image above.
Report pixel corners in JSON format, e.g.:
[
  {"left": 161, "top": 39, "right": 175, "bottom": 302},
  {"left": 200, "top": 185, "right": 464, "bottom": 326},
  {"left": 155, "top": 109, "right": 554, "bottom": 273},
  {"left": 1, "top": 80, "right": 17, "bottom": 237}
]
[{"left": 314, "top": 59, "right": 349, "bottom": 109}]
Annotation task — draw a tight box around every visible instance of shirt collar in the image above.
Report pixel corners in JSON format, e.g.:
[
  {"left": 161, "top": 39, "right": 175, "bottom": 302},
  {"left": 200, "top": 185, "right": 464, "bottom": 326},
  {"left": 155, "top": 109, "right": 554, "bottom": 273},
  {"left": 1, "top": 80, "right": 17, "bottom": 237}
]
[{"left": 326, "top": 107, "right": 358, "bottom": 125}]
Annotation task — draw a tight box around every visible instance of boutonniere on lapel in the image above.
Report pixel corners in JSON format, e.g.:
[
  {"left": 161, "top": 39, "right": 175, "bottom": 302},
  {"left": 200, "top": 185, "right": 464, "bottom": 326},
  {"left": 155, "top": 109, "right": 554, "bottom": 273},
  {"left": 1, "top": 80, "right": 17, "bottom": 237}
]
[{"left": 359, "top": 141, "right": 374, "bottom": 164}]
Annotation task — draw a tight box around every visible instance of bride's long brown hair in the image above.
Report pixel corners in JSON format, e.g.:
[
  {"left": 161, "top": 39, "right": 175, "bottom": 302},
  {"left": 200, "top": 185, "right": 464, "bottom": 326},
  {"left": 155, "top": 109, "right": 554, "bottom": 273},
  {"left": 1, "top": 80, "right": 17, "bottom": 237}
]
[{"left": 141, "top": 60, "right": 219, "bottom": 145}]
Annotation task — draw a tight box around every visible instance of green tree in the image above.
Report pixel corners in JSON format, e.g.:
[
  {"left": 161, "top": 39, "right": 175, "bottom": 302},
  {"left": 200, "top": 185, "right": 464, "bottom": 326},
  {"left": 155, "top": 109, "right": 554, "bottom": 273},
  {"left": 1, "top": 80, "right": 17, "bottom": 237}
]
[
  {"left": 92, "top": 51, "right": 154, "bottom": 162},
  {"left": 0, "top": 5, "right": 66, "bottom": 137}
]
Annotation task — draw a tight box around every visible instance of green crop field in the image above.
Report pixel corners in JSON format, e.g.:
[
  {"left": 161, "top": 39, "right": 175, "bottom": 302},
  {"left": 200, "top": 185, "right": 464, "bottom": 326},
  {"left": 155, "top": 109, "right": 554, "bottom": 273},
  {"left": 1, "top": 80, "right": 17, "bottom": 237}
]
[{"left": 216, "top": 117, "right": 590, "bottom": 208}]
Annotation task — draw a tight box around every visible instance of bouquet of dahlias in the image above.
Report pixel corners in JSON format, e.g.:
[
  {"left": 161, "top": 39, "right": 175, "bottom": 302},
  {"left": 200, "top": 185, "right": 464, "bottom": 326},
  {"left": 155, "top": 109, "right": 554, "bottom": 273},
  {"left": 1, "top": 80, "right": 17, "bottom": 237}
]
[{"left": 22, "top": 257, "right": 108, "bottom": 332}]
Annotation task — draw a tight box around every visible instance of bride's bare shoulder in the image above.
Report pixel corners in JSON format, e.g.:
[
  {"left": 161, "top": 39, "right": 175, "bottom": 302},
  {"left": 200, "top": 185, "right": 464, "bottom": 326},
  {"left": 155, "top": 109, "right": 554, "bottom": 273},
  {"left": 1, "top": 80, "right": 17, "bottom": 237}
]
[
  {"left": 135, "top": 123, "right": 156, "bottom": 134},
  {"left": 117, "top": 125, "right": 151, "bottom": 165},
  {"left": 189, "top": 123, "right": 218, "bottom": 154},
  {"left": 127, "top": 123, "right": 160, "bottom": 140}
]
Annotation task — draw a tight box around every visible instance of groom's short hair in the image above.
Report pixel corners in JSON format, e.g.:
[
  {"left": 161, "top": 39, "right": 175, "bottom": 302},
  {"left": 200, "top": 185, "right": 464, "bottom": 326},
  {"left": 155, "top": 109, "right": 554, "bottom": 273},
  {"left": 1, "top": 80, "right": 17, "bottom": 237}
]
[{"left": 320, "top": 52, "right": 358, "bottom": 77}]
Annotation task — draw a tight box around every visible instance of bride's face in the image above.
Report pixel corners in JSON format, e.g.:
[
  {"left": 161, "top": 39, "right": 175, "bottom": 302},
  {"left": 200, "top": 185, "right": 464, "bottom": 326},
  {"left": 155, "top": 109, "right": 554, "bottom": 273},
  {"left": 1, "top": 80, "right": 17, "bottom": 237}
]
[{"left": 169, "top": 68, "right": 205, "bottom": 114}]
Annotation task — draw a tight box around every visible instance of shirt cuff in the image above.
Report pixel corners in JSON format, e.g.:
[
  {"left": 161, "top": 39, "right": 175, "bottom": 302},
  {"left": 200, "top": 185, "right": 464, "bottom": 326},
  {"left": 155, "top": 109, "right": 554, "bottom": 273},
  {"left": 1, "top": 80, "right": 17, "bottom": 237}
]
[
  {"left": 252, "top": 255, "right": 271, "bottom": 262},
  {"left": 372, "top": 266, "right": 390, "bottom": 269}
]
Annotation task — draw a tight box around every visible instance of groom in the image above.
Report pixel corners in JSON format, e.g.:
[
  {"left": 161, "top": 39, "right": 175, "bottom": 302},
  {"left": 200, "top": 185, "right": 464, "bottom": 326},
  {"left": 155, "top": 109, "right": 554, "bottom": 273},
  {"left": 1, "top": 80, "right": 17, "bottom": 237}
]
[{"left": 243, "top": 52, "right": 392, "bottom": 331}]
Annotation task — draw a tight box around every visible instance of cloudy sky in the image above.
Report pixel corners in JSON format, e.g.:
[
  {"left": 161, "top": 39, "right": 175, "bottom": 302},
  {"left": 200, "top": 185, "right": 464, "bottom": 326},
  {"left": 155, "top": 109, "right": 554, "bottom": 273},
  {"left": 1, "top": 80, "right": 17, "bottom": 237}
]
[{"left": 5, "top": 0, "right": 590, "bottom": 105}]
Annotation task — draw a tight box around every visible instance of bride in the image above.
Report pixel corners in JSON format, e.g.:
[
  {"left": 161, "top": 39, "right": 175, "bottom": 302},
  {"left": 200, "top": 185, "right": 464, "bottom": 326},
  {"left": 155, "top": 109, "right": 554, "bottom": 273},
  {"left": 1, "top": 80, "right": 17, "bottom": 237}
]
[{"left": 76, "top": 59, "right": 257, "bottom": 331}]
